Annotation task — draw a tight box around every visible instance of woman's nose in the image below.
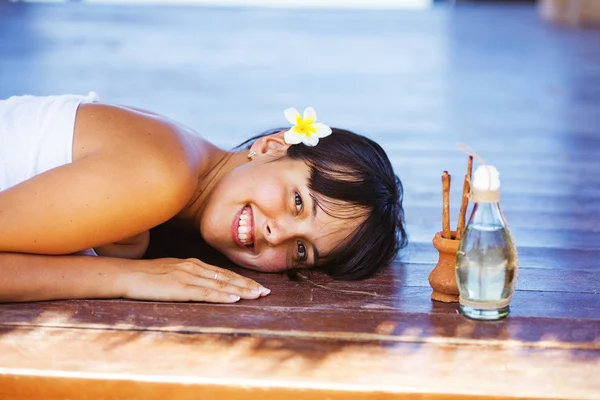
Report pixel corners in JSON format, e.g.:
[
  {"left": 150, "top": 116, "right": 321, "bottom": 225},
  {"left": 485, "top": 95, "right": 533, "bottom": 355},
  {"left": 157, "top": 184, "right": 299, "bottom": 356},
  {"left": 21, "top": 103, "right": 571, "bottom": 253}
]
[{"left": 264, "top": 217, "right": 297, "bottom": 246}]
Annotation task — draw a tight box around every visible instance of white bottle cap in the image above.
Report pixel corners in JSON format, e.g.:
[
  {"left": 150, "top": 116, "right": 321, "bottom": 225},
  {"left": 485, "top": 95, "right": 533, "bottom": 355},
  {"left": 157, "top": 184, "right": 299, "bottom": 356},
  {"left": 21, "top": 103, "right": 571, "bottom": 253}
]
[{"left": 473, "top": 165, "right": 500, "bottom": 191}]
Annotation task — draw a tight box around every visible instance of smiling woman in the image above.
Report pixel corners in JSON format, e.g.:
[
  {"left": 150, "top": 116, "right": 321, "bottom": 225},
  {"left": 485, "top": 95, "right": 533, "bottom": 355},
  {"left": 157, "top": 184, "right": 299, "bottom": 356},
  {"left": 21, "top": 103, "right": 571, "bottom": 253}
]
[{"left": 0, "top": 93, "right": 407, "bottom": 303}]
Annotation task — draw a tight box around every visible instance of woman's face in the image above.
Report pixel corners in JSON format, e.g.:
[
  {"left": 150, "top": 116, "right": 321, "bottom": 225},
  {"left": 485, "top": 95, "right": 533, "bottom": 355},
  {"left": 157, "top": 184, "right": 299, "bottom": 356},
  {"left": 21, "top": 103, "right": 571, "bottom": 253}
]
[{"left": 200, "top": 156, "right": 362, "bottom": 272}]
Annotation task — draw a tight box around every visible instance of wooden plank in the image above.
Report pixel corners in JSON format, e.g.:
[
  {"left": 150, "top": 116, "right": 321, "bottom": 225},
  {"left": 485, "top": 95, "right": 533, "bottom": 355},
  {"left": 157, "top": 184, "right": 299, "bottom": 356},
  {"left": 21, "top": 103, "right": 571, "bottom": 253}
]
[
  {"left": 399, "top": 226, "right": 600, "bottom": 250},
  {"left": 402, "top": 243, "right": 600, "bottom": 271},
  {"left": 1, "top": 375, "right": 510, "bottom": 400},
  {"left": 0, "top": 327, "right": 598, "bottom": 400},
  {"left": 404, "top": 206, "right": 600, "bottom": 232},
  {"left": 404, "top": 193, "right": 600, "bottom": 216},
  {"left": 370, "top": 263, "right": 600, "bottom": 293},
  {"left": 0, "top": 301, "right": 598, "bottom": 347}
]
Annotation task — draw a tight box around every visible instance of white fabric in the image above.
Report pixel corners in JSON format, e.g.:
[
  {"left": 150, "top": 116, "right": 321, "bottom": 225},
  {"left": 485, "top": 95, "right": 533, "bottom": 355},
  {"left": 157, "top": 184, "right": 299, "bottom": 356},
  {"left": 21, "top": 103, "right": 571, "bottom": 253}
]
[
  {"left": 73, "top": 248, "right": 99, "bottom": 257},
  {"left": 0, "top": 92, "right": 99, "bottom": 191},
  {"left": 0, "top": 92, "right": 100, "bottom": 256}
]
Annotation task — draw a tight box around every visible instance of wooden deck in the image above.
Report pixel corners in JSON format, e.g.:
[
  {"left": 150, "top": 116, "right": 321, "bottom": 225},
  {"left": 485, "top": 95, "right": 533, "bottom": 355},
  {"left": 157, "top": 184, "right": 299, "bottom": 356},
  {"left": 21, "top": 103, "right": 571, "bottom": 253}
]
[{"left": 0, "top": 1, "right": 599, "bottom": 399}]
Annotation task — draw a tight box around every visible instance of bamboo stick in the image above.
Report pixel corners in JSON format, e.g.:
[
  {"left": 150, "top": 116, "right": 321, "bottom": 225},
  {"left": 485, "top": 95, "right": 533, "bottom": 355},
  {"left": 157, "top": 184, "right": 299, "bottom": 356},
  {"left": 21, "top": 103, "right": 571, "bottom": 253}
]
[
  {"left": 455, "top": 155, "right": 473, "bottom": 241},
  {"left": 442, "top": 171, "right": 451, "bottom": 239}
]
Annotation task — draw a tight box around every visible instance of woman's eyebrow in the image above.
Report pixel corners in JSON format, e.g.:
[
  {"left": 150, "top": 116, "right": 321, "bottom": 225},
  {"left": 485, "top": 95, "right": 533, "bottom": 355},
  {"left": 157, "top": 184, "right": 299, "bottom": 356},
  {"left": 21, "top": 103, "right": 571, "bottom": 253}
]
[
  {"left": 308, "top": 189, "right": 320, "bottom": 265},
  {"left": 312, "top": 246, "right": 320, "bottom": 266}
]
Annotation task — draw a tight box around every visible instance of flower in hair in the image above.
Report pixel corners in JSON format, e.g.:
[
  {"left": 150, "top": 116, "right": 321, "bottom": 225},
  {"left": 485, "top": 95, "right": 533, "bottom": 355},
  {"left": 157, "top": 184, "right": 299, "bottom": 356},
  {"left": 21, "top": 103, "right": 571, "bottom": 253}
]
[{"left": 283, "top": 107, "right": 332, "bottom": 147}]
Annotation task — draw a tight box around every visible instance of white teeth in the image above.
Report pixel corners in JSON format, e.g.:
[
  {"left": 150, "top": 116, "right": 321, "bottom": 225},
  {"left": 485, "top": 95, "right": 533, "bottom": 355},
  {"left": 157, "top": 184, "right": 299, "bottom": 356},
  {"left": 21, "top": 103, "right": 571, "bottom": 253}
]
[{"left": 237, "top": 206, "right": 254, "bottom": 246}]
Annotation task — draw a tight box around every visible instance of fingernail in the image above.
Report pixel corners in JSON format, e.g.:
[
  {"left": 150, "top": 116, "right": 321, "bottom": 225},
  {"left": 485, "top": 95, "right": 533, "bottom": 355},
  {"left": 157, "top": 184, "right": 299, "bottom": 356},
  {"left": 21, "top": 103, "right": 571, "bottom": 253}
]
[
  {"left": 260, "top": 287, "right": 271, "bottom": 295},
  {"left": 250, "top": 288, "right": 260, "bottom": 295},
  {"left": 230, "top": 295, "right": 241, "bottom": 302}
]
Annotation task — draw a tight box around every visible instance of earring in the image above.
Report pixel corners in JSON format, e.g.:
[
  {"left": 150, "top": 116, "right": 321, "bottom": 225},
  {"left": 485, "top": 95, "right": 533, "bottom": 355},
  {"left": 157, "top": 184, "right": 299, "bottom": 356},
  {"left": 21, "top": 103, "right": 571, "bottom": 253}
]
[{"left": 247, "top": 151, "right": 256, "bottom": 160}]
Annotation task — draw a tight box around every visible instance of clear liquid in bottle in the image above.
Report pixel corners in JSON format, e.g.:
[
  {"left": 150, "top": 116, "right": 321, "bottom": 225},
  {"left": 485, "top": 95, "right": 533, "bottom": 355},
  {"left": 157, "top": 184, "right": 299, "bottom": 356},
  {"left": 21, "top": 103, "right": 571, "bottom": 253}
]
[
  {"left": 455, "top": 165, "right": 518, "bottom": 321},
  {"left": 456, "top": 222, "right": 516, "bottom": 320}
]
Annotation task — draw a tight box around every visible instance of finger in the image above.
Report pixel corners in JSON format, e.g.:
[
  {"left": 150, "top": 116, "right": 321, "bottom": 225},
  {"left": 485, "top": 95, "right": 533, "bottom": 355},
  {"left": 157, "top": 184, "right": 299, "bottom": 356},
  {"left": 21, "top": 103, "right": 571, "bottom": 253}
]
[
  {"left": 181, "top": 274, "right": 267, "bottom": 300},
  {"left": 184, "top": 259, "right": 271, "bottom": 295},
  {"left": 180, "top": 285, "right": 242, "bottom": 304}
]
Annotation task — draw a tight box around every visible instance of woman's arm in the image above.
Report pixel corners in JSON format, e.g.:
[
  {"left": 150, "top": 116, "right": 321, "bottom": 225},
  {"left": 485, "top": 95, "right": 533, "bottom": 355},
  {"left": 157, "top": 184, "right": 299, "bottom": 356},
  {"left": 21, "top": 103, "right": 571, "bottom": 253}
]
[
  {"left": 0, "top": 104, "right": 201, "bottom": 254},
  {"left": 0, "top": 253, "right": 269, "bottom": 303}
]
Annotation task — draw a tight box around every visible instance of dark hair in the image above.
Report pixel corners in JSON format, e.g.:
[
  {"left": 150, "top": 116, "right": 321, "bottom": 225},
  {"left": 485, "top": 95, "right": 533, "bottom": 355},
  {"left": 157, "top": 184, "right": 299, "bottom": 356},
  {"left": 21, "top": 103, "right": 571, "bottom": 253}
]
[{"left": 237, "top": 128, "right": 408, "bottom": 280}]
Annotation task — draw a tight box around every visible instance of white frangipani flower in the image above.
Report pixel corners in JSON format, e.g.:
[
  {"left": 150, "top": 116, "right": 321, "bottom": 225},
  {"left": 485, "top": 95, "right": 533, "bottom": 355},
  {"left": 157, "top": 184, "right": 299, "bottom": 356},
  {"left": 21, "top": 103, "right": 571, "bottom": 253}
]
[{"left": 283, "top": 107, "right": 332, "bottom": 147}]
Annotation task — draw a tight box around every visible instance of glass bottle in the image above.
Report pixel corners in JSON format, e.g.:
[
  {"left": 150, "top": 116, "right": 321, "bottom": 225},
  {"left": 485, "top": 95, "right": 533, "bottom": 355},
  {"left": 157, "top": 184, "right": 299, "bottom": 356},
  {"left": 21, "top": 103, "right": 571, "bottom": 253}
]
[{"left": 456, "top": 165, "right": 518, "bottom": 321}]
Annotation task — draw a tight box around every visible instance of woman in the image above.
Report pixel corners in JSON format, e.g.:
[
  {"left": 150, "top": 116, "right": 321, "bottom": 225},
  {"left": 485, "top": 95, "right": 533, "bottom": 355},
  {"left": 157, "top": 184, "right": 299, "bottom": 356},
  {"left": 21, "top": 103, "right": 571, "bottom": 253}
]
[{"left": 0, "top": 93, "right": 408, "bottom": 303}]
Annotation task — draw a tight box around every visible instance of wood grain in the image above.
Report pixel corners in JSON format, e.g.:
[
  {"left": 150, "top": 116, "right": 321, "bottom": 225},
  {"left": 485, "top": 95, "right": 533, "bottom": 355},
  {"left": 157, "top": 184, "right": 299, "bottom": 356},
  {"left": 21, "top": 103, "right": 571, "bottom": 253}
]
[
  {"left": 0, "top": 301, "right": 599, "bottom": 347},
  {"left": 1, "top": 327, "right": 599, "bottom": 400}
]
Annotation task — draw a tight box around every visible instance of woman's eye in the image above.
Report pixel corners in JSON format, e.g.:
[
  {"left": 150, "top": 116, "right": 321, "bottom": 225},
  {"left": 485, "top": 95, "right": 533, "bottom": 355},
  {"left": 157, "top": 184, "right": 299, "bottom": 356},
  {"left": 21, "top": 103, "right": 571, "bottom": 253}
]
[
  {"left": 297, "top": 240, "right": 307, "bottom": 261},
  {"left": 294, "top": 192, "right": 303, "bottom": 214}
]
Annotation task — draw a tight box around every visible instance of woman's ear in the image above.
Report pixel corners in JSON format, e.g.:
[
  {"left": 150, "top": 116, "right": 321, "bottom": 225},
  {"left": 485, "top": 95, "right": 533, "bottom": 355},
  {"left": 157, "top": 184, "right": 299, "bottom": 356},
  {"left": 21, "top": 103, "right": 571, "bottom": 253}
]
[{"left": 249, "top": 130, "right": 290, "bottom": 159}]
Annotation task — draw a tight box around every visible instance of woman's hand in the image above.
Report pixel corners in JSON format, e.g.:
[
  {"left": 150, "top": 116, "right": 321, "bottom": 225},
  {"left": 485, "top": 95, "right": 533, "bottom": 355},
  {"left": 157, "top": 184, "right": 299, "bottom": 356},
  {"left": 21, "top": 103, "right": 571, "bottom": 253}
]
[{"left": 120, "top": 258, "right": 271, "bottom": 303}]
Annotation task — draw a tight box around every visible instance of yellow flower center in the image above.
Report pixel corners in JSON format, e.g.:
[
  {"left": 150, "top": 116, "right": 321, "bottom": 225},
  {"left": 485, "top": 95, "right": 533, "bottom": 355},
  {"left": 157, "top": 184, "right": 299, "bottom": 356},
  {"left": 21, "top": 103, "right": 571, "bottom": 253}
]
[{"left": 295, "top": 115, "right": 317, "bottom": 137}]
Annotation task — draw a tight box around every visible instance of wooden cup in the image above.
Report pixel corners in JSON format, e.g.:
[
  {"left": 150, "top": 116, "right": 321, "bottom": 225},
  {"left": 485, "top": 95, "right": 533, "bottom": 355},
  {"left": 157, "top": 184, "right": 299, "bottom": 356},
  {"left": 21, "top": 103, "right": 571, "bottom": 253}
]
[{"left": 429, "top": 231, "right": 460, "bottom": 303}]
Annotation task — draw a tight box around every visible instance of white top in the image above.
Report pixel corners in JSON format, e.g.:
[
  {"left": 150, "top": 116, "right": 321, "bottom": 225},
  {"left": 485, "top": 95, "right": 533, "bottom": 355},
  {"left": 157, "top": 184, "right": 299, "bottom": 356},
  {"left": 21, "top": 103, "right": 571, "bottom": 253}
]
[
  {"left": 0, "top": 92, "right": 99, "bottom": 191},
  {"left": 0, "top": 92, "right": 100, "bottom": 256}
]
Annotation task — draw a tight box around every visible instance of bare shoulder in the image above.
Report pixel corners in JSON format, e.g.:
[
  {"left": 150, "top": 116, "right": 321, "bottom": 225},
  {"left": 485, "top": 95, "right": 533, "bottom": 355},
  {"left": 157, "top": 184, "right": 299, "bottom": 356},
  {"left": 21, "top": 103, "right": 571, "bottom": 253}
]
[
  {"left": 74, "top": 103, "right": 208, "bottom": 193},
  {"left": 75, "top": 103, "right": 195, "bottom": 164},
  {"left": 0, "top": 103, "right": 214, "bottom": 254}
]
